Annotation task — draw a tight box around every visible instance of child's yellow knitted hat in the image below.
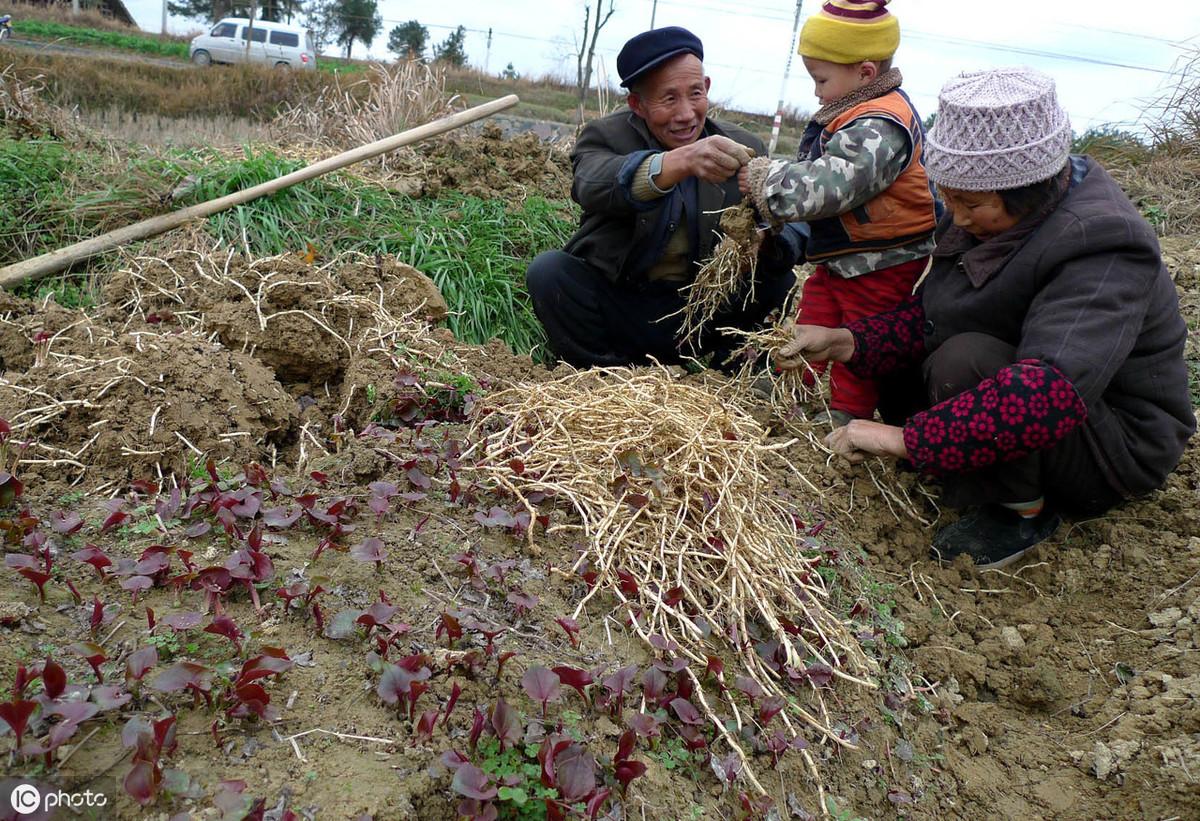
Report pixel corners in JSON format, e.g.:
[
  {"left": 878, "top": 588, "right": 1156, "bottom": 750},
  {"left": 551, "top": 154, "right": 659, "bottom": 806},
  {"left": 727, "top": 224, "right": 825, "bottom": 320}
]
[{"left": 799, "top": 0, "right": 900, "bottom": 64}]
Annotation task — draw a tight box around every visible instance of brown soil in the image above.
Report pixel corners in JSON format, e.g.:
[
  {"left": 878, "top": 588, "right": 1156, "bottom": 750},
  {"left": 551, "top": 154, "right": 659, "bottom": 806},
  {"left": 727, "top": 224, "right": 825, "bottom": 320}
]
[
  {"left": 0, "top": 142, "right": 1196, "bottom": 821},
  {"left": 389, "top": 124, "right": 572, "bottom": 200},
  {"left": 719, "top": 203, "right": 760, "bottom": 247}
]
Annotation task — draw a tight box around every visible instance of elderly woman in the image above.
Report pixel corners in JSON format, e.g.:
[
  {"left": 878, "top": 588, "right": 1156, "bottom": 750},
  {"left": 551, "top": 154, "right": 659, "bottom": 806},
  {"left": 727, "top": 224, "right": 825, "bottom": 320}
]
[{"left": 779, "top": 67, "right": 1195, "bottom": 568}]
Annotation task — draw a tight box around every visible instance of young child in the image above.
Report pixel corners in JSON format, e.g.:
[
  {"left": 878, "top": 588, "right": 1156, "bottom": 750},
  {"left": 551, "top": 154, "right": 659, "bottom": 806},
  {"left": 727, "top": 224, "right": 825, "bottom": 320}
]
[{"left": 739, "top": 0, "right": 937, "bottom": 427}]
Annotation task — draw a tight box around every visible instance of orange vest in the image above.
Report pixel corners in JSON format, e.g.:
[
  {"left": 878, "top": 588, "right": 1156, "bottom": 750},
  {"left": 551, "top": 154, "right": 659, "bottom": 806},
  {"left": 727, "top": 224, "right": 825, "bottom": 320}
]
[{"left": 803, "top": 89, "right": 937, "bottom": 262}]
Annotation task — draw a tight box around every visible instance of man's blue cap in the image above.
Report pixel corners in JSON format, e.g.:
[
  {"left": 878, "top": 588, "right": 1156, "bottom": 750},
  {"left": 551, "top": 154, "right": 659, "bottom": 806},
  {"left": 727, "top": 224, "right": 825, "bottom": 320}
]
[{"left": 617, "top": 26, "right": 704, "bottom": 89}]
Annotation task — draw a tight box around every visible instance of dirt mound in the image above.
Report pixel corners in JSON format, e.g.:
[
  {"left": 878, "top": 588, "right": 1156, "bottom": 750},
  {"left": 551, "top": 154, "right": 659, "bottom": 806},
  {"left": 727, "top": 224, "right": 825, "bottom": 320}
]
[
  {"left": 102, "top": 250, "right": 448, "bottom": 389},
  {"left": 0, "top": 301, "right": 295, "bottom": 478},
  {"left": 394, "top": 124, "right": 572, "bottom": 200}
]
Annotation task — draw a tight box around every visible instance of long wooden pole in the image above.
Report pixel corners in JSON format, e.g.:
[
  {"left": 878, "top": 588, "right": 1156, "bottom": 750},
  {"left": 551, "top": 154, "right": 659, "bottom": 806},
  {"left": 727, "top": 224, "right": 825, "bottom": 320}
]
[{"left": 0, "top": 94, "right": 520, "bottom": 290}]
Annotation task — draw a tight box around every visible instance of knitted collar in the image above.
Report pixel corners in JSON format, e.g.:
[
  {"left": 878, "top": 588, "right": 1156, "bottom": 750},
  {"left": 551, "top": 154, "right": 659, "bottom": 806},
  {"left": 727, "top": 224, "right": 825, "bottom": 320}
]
[{"left": 812, "top": 68, "right": 904, "bottom": 125}]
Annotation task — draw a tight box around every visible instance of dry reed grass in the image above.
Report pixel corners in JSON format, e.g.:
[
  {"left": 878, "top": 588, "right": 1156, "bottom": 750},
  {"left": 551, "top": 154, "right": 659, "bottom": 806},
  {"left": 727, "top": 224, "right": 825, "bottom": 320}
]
[
  {"left": 272, "top": 61, "right": 455, "bottom": 161},
  {"left": 468, "top": 366, "right": 875, "bottom": 795},
  {"left": 76, "top": 106, "right": 270, "bottom": 147},
  {"left": 0, "top": 63, "right": 72, "bottom": 138},
  {"left": 0, "top": 49, "right": 342, "bottom": 121}
]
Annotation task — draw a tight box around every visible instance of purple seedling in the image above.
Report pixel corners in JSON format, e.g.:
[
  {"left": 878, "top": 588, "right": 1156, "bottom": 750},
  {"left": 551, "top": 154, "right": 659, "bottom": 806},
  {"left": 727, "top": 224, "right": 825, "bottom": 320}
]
[{"left": 521, "top": 666, "right": 561, "bottom": 718}]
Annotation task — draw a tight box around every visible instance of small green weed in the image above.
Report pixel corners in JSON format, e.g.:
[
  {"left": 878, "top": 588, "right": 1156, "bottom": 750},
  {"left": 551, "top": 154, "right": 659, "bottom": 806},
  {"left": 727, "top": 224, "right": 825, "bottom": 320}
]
[{"left": 475, "top": 737, "right": 559, "bottom": 820}]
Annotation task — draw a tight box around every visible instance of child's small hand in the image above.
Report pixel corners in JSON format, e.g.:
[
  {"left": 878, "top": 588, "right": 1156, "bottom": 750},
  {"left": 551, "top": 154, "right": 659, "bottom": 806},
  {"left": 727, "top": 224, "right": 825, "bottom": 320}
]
[{"left": 737, "top": 165, "right": 752, "bottom": 195}]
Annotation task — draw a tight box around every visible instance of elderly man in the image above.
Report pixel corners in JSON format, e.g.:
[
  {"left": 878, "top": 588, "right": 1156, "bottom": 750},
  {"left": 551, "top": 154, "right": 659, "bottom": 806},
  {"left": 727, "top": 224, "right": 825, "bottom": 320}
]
[{"left": 526, "top": 26, "right": 804, "bottom": 369}]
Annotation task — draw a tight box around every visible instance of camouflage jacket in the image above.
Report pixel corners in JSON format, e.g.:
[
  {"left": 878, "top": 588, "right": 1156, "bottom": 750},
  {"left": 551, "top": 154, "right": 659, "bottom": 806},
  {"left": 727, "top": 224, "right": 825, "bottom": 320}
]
[{"left": 758, "top": 117, "right": 934, "bottom": 277}]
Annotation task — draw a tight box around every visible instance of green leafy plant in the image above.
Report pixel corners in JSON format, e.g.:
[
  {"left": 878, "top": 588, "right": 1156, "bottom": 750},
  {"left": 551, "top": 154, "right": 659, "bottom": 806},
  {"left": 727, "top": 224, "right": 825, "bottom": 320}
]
[{"left": 475, "top": 737, "right": 559, "bottom": 820}]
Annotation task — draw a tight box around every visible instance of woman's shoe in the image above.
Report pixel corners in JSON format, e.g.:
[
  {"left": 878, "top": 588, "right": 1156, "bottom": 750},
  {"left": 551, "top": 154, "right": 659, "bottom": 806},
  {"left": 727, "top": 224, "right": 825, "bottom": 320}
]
[{"left": 931, "top": 505, "right": 1062, "bottom": 569}]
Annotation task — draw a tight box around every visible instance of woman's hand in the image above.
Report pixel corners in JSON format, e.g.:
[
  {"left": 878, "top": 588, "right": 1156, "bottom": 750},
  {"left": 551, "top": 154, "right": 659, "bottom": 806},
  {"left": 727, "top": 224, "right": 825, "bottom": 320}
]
[
  {"left": 775, "top": 324, "right": 855, "bottom": 370},
  {"left": 825, "top": 420, "right": 907, "bottom": 464}
]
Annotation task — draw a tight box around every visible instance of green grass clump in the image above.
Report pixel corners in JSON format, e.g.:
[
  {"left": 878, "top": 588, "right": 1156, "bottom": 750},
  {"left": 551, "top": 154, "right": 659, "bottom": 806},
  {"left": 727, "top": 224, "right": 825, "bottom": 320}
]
[
  {"left": 17, "top": 19, "right": 190, "bottom": 60},
  {"left": 0, "top": 137, "right": 176, "bottom": 259}
]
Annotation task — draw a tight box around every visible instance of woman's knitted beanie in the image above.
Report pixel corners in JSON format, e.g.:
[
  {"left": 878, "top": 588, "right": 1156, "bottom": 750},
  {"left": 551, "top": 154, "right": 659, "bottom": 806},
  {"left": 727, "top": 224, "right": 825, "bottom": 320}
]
[
  {"left": 925, "top": 67, "right": 1072, "bottom": 192},
  {"left": 799, "top": 0, "right": 900, "bottom": 64}
]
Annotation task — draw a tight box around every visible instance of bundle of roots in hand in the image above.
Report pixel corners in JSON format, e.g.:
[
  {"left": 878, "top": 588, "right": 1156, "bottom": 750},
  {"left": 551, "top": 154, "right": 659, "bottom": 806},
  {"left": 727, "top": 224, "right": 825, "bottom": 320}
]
[
  {"left": 468, "top": 366, "right": 875, "bottom": 793},
  {"left": 723, "top": 320, "right": 826, "bottom": 420},
  {"left": 675, "top": 204, "right": 761, "bottom": 346}
]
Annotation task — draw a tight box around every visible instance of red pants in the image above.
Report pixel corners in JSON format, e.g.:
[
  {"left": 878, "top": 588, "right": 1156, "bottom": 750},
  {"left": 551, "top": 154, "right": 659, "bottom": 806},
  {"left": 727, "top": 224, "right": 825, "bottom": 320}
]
[{"left": 797, "top": 257, "right": 928, "bottom": 418}]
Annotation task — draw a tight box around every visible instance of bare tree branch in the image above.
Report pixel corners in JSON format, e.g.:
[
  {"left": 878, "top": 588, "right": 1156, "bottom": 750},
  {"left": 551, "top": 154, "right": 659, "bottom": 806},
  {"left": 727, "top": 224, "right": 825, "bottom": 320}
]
[{"left": 576, "top": 0, "right": 615, "bottom": 108}]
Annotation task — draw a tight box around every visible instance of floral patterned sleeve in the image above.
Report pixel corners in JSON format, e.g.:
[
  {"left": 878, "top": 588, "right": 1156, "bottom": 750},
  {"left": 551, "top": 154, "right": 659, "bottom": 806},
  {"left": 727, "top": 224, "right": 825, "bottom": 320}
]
[
  {"left": 901, "top": 359, "right": 1089, "bottom": 476},
  {"left": 841, "top": 294, "right": 927, "bottom": 379}
]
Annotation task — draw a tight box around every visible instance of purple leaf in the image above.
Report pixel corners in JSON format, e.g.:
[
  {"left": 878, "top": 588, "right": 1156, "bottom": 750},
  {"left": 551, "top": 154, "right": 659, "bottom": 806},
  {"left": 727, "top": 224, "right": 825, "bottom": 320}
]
[
  {"left": 506, "top": 590, "right": 538, "bottom": 616},
  {"left": 126, "top": 646, "right": 159, "bottom": 683},
  {"left": 50, "top": 701, "right": 99, "bottom": 726},
  {"left": 474, "top": 506, "right": 517, "bottom": 529},
  {"left": 124, "top": 759, "right": 159, "bottom": 805},
  {"left": 441, "top": 749, "right": 469, "bottom": 771},
  {"left": 521, "top": 666, "right": 561, "bottom": 715},
  {"left": 0, "top": 700, "right": 37, "bottom": 747},
  {"left": 555, "top": 743, "right": 597, "bottom": 803},
  {"left": 641, "top": 667, "right": 667, "bottom": 705},
  {"left": 734, "top": 675, "right": 764, "bottom": 704},
  {"left": 42, "top": 658, "right": 66, "bottom": 699},
  {"left": 377, "top": 664, "right": 416, "bottom": 707},
  {"left": 490, "top": 696, "right": 521, "bottom": 751},
  {"left": 603, "top": 665, "right": 638, "bottom": 698},
  {"left": 351, "top": 537, "right": 387, "bottom": 567},
  {"left": 261, "top": 506, "right": 302, "bottom": 528},
  {"left": 91, "top": 685, "right": 131, "bottom": 711},
  {"left": 805, "top": 663, "right": 834, "bottom": 688},
  {"left": 626, "top": 712, "right": 661, "bottom": 739},
  {"left": 183, "top": 520, "right": 211, "bottom": 538},
  {"left": 405, "top": 467, "right": 431, "bottom": 490},
  {"left": 451, "top": 763, "right": 497, "bottom": 801},
  {"left": 150, "top": 662, "right": 212, "bottom": 695},
  {"left": 759, "top": 695, "right": 786, "bottom": 726},
  {"left": 553, "top": 666, "right": 593, "bottom": 704},
  {"left": 670, "top": 697, "right": 703, "bottom": 725},
  {"left": 50, "top": 510, "right": 84, "bottom": 535}
]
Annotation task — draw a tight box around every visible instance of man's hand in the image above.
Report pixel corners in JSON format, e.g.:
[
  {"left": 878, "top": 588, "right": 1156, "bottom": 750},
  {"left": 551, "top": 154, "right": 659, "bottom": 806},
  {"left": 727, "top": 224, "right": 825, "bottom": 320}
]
[
  {"left": 658, "top": 136, "right": 753, "bottom": 186},
  {"left": 825, "top": 420, "right": 907, "bottom": 464},
  {"left": 774, "top": 324, "right": 855, "bottom": 370}
]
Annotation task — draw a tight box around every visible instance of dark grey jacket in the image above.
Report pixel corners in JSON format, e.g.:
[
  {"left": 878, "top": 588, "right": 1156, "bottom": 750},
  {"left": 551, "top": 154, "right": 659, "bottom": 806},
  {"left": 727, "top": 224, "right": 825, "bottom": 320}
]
[
  {"left": 922, "top": 156, "right": 1195, "bottom": 497},
  {"left": 565, "top": 109, "right": 803, "bottom": 284}
]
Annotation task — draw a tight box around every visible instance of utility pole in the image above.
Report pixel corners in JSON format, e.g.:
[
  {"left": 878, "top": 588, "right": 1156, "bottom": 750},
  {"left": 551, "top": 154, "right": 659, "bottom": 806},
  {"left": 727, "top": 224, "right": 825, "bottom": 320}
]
[
  {"left": 768, "top": 0, "right": 804, "bottom": 156},
  {"left": 161, "top": 0, "right": 168, "bottom": 34},
  {"left": 484, "top": 28, "right": 493, "bottom": 74},
  {"left": 246, "top": 0, "right": 256, "bottom": 59},
  {"left": 650, "top": 0, "right": 657, "bottom": 29}
]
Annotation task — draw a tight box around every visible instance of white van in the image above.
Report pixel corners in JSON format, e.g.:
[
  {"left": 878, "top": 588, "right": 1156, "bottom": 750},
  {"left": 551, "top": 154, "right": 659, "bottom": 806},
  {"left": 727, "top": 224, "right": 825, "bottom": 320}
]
[{"left": 190, "top": 18, "right": 316, "bottom": 70}]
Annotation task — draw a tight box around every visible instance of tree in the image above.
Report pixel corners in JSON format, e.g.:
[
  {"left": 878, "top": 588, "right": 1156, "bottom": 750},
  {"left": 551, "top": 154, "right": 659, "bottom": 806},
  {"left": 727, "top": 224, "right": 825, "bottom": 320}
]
[
  {"left": 575, "top": 0, "right": 615, "bottom": 106},
  {"left": 332, "top": 0, "right": 381, "bottom": 59},
  {"left": 387, "top": 20, "right": 428, "bottom": 61},
  {"left": 433, "top": 25, "right": 467, "bottom": 67},
  {"left": 169, "top": 0, "right": 301, "bottom": 23},
  {"left": 301, "top": 0, "right": 337, "bottom": 53}
]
